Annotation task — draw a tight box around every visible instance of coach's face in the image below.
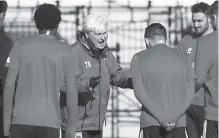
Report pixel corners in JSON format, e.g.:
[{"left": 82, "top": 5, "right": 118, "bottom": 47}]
[
  {"left": 86, "top": 30, "right": 108, "bottom": 49},
  {"left": 192, "top": 12, "right": 209, "bottom": 35}
]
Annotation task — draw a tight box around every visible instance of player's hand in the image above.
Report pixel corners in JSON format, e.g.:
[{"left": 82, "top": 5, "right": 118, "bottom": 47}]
[{"left": 162, "top": 120, "right": 176, "bottom": 131}]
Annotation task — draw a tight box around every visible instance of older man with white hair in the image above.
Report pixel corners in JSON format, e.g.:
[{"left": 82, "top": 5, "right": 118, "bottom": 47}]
[{"left": 60, "top": 13, "right": 133, "bottom": 138}]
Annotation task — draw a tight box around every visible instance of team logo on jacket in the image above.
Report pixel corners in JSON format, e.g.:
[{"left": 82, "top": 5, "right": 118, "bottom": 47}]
[
  {"left": 187, "top": 48, "right": 192, "bottom": 54},
  {"left": 85, "top": 61, "right": 92, "bottom": 68}
]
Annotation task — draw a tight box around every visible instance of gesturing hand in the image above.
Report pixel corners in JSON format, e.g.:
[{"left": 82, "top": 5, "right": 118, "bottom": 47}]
[{"left": 89, "top": 76, "right": 101, "bottom": 89}]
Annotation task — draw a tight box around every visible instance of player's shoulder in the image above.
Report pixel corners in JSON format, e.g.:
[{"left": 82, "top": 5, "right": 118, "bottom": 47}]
[
  {"left": 182, "top": 34, "right": 194, "bottom": 41},
  {"left": 198, "top": 31, "right": 218, "bottom": 49},
  {"left": 197, "top": 31, "right": 218, "bottom": 56},
  {"left": 2, "top": 34, "right": 13, "bottom": 44},
  {"left": 70, "top": 40, "right": 81, "bottom": 49},
  {"left": 132, "top": 49, "right": 147, "bottom": 63},
  {"left": 135, "top": 49, "right": 147, "bottom": 58},
  {"left": 199, "top": 31, "right": 218, "bottom": 43},
  {"left": 180, "top": 34, "right": 197, "bottom": 44},
  {"left": 171, "top": 47, "right": 189, "bottom": 60}
]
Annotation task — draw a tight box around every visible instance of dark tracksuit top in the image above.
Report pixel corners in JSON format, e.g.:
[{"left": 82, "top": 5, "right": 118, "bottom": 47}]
[
  {"left": 195, "top": 31, "right": 218, "bottom": 121},
  {"left": 3, "top": 34, "right": 80, "bottom": 135},
  {"left": 70, "top": 36, "right": 132, "bottom": 131},
  {"left": 0, "top": 34, "right": 13, "bottom": 80},
  {"left": 131, "top": 44, "right": 196, "bottom": 128},
  {"left": 177, "top": 34, "right": 205, "bottom": 106},
  {"left": 0, "top": 34, "right": 13, "bottom": 125}
]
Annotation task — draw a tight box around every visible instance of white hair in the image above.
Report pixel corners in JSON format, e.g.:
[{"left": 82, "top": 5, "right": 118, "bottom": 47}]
[{"left": 83, "top": 13, "right": 109, "bottom": 33}]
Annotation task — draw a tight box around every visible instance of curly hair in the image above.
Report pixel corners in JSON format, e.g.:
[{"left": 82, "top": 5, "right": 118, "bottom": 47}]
[
  {"left": 34, "top": 3, "right": 61, "bottom": 30},
  {"left": 0, "top": 1, "right": 8, "bottom": 13}
]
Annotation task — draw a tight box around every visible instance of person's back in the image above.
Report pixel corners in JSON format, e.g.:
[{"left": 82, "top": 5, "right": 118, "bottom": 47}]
[
  {"left": 12, "top": 34, "right": 71, "bottom": 127},
  {"left": 137, "top": 44, "right": 191, "bottom": 127},
  {"left": 131, "top": 23, "right": 195, "bottom": 138},
  {"left": 3, "top": 4, "right": 80, "bottom": 138}
]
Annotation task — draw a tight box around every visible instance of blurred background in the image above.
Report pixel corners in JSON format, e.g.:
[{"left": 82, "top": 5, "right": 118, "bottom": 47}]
[{"left": 3, "top": 0, "right": 215, "bottom": 138}]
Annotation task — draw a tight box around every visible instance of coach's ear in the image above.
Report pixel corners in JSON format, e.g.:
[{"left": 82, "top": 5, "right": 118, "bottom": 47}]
[{"left": 144, "top": 38, "right": 150, "bottom": 49}]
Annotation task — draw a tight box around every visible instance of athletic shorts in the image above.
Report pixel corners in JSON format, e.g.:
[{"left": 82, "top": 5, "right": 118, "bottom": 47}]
[
  {"left": 142, "top": 126, "right": 186, "bottom": 138},
  {"left": 10, "top": 124, "right": 60, "bottom": 138}
]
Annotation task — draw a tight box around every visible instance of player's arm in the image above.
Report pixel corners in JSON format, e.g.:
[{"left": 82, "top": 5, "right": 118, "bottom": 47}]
[
  {"left": 3, "top": 41, "right": 20, "bottom": 137},
  {"left": 65, "top": 48, "right": 80, "bottom": 138},
  {"left": 176, "top": 37, "right": 186, "bottom": 53},
  {"left": 3, "top": 68, "right": 18, "bottom": 136},
  {"left": 109, "top": 52, "right": 133, "bottom": 89},
  {"left": 195, "top": 39, "right": 212, "bottom": 91},
  {"left": 173, "top": 61, "right": 196, "bottom": 122},
  {"left": 131, "top": 55, "right": 164, "bottom": 124}
]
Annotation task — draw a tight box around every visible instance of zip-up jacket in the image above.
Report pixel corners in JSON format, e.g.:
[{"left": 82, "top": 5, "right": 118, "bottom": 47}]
[{"left": 70, "top": 36, "right": 132, "bottom": 131}]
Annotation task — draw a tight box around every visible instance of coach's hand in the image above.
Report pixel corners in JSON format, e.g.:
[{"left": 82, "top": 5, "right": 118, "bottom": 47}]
[
  {"left": 89, "top": 76, "right": 101, "bottom": 89},
  {"left": 78, "top": 92, "right": 95, "bottom": 106}
]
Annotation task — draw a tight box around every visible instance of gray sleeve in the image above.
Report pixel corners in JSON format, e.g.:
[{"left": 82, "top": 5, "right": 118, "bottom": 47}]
[
  {"left": 5, "top": 40, "right": 20, "bottom": 71},
  {"left": 65, "top": 48, "right": 80, "bottom": 137},
  {"left": 173, "top": 60, "right": 196, "bottom": 121},
  {"left": 195, "top": 39, "right": 212, "bottom": 91},
  {"left": 176, "top": 37, "right": 186, "bottom": 53},
  {"left": 3, "top": 68, "right": 19, "bottom": 136},
  {"left": 109, "top": 52, "right": 132, "bottom": 89}
]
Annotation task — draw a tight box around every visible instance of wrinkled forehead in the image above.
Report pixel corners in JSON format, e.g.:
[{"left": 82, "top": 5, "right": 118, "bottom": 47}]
[{"left": 192, "top": 12, "right": 207, "bottom": 20}]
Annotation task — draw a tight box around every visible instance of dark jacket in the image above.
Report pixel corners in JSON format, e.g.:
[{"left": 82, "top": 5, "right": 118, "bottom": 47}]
[
  {"left": 0, "top": 34, "right": 13, "bottom": 124},
  {"left": 66, "top": 35, "right": 132, "bottom": 131},
  {"left": 0, "top": 34, "right": 13, "bottom": 83}
]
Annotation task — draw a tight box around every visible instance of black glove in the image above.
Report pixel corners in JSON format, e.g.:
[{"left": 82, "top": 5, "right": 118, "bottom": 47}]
[
  {"left": 89, "top": 76, "right": 101, "bottom": 90},
  {"left": 126, "top": 78, "right": 133, "bottom": 89},
  {"left": 78, "top": 91, "right": 95, "bottom": 106},
  {"left": 60, "top": 92, "right": 67, "bottom": 108}
]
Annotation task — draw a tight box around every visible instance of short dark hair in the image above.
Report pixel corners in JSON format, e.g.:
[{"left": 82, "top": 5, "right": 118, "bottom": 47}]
[
  {"left": 191, "top": 2, "right": 209, "bottom": 13},
  {"left": 207, "top": 1, "right": 218, "bottom": 16},
  {"left": 0, "top": 1, "right": 8, "bottom": 13},
  {"left": 144, "top": 23, "right": 167, "bottom": 40},
  {"left": 34, "top": 3, "right": 61, "bottom": 30}
]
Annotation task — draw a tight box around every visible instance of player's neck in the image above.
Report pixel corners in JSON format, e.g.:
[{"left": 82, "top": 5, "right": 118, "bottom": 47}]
[
  {"left": 202, "top": 26, "right": 214, "bottom": 36},
  {"left": 38, "top": 29, "right": 57, "bottom": 36}
]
